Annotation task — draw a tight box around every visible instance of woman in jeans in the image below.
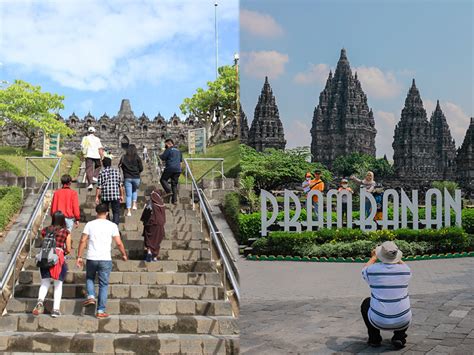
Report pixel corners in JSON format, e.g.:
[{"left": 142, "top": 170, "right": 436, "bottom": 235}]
[
  {"left": 32, "top": 211, "right": 71, "bottom": 318},
  {"left": 119, "top": 144, "right": 143, "bottom": 216}
]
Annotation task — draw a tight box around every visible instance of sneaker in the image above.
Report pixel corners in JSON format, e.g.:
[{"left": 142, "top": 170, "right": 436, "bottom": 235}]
[
  {"left": 51, "top": 309, "right": 61, "bottom": 318},
  {"left": 87, "top": 184, "right": 94, "bottom": 190},
  {"left": 391, "top": 339, "right": 405, "bottom": 349},
  {"left": 152, "top": 257, "right": 160, "bottom": 262},
  {"left": 145, "top": 252, "right": 152, "bottom": 262},
  {"left": 96, "top": 312, "right": 110, "bottom": 319},
  {"left": 132, "top": 203, "right": 138, "bottom": 210},
  {"left": 126, "top": 210, "right": 132, "bottom": 217},
  {"left": 32, "top": 302, "right": 44, "bottom": 316},
  {"left": 92, "top": 177, "right": 98, "bottom": 182},
  {"left": 83, "top": 298, "right": 96, "bottom": 306}
]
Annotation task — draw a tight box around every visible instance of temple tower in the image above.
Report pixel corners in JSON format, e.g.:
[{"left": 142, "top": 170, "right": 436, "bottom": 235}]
[
  {"left": 248, "top": 77, "right": 286, "bottom": 151},
  {"left": 430, "top": 100, "right": 457, "bottom": 180},
  {"left": 392, "top": 79, "right": 437, "bottom": 181},
  {"left": 455, "top": 117, "right": 474, "bottom": 196},
  {"left": 310, "top": 48, "right": 376, "bottom": 169}
]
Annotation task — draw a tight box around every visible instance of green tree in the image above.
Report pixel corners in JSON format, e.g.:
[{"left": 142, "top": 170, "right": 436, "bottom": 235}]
[
  {"left": 333, "top": 153, "right": 393, "bottom": 179},
  {"left": 0, "top": 80, "right": 74, "bottom": 150},
  {"left": 431, "top": 181, "right": 459, "bottom": 196},
  {"left": 240, "top": 144, "right": 332, "bottom": 191},
  {"left": 180, "top": 65, "right": 237, "bottom": 146}
]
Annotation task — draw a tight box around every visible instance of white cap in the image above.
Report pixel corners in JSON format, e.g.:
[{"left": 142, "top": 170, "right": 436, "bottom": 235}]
[{"left": 88, "top": 127, "right": 96, "bottom": 133}]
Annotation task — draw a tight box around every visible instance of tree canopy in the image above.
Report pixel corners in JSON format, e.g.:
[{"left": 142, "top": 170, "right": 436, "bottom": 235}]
[
  {"left": 240, "top": 144, "right": 332, "bottom": 191},
  {"left": 332, "top": 153, "right": 394, "bottom": 179},
  {"left": 0, "top": 80, "right": 74, "bottom": 149},
  {"left": 180, "top": 65, "right": 237, "bottom": 146}
]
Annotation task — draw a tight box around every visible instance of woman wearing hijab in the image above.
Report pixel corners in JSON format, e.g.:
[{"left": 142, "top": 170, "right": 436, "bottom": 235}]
[{"left": 140, "top": 186, "right": 166, "bottom": 262}]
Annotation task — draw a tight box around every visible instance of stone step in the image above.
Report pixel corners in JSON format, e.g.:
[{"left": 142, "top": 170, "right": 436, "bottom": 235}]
[
  {"left": 23, "top": 259, "right": 217, "bottom": 272},
  {"left": 121, "top": 230, "right": 206, "bottom": 241},
  {"left": 0, "top": 314, "right": 238, "bottom": 336},
  {"left": 0, "top": 331, "right": 239, "bottom": 354},
  {"left": 14, "top": 283, "right": 224, "bottom": 300},
  {"left": 6, "top": 298, "right": 233, "bottom": 316},
  {"left": 18, "top": 271, "right": 222, "bottom": 286},
  {"left": 112, "top": 248, "right": 211, "bottom": 261}
]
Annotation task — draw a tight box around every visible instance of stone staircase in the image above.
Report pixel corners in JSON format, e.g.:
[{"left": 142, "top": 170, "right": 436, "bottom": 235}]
[{"left": 0, "top": 162, "right": 239, "bottom": 354}]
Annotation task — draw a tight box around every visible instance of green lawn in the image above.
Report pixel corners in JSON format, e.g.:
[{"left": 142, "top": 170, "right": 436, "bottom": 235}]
[
  {"left": 0, "top": 146, "right": 75, "bottom": 182},
  {"left": 181, "top": 139, "right": 239, "bottom": 182}
]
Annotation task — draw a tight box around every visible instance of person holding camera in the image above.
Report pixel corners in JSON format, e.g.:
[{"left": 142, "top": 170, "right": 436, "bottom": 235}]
[
  {"left": 159, "top": 139, "right": 183, "bottom": 204},
  {"left": 361, "top": 241, "right": 412, "bottom": 349}
]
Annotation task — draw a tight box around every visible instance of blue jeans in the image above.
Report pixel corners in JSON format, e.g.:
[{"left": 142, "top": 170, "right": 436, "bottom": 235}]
[
  {"left": 86, "top": 260, "right": 112, "bottom": 313},
  {"left": 65, "top": 218, "right": 75, "bottom": 232},
  {"left": 124, "top": 178, "right": 140, "bottom": 209},
  {"left": 312, "top": 201, "right": 319, "bottom": 218}
]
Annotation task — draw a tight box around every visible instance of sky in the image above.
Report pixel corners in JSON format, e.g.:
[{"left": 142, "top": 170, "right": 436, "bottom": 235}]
[
  {"left": 0, "top": 0, "right": 238, "bottom": 121},
  {"left": 240, "top": 0, "right": 473, "bottom": 159}
]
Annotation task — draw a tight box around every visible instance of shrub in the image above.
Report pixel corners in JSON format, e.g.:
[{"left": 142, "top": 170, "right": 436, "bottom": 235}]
[
  {"left": 222, "top": 192, "right": 240, "bottom": 239},
  {"left": 462, "top": 209, "right": 474, "bottom": 234},
  {"left": 0, "top": 158, "right": 21, "bottom": 176},
  {"left": 238, "top": 213, "right": 261, "bottom": 244},
  {"left": 0, "top": 187, "right": 23, "bottom": 231}
]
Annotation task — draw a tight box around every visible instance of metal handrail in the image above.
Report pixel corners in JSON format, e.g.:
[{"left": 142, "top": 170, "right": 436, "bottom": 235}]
[
  {"left": 184, "top": 158, "right": 225, "bottom": 189},
  {"left": 184, "top": 158, "right": 240, "bottom": 303},
  {"left": 0, "top": 157, "right": 62, "bottom": 294}
]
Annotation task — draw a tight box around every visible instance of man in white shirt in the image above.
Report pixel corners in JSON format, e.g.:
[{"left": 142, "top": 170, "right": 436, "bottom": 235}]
[
  {"left": 81, "top": 127, "right": 103, "bottom": 190},
  {"left": 361, "top": 241, "right": 412, "bottom": 349},
  {"left": 143, "top": 145, "right": 149, "bottom": 163},
  {"left": 76, "top": 203, "right": 128, "bottom": 319}
]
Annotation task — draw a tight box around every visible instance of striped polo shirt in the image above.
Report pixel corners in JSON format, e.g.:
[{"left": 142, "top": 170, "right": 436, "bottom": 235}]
[{"left": 362, "top": 262, "right": 412, "bottom": 331}]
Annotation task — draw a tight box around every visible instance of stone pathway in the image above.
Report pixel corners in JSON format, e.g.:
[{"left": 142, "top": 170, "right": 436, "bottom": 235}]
[{"left": 239, "top": 258, "right": 474, "bottom": 354}]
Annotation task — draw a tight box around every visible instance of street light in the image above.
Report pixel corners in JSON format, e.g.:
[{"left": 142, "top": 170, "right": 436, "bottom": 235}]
[{"left": 234, "top": 53, "right": 240, "bottom": 140}]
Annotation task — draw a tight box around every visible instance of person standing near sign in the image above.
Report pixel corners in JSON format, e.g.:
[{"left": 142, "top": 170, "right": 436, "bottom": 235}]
[
  {"left": 159, "top": 139, "right": 183, "bottom": 205},
  {"left": 81, "top": 127, "right": 103, "bottom": 191},
  {"left": 309, "top": 169, "right": 325, "bottom": 218}
]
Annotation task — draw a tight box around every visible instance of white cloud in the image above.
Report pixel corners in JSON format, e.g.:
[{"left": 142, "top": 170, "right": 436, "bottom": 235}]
[
  {"left": 293, "top": 64, "right": 330, "bottom": 85},
  {"left": 374, "top": 110, "right": 397, "bottom": 160},
  {"left": 240, "top": 9, "right": 284, "bottom": 38},
  {"left": 424, "top": 100, "right": 470, "bottom": 147},
  {"left": 0, "top": 0, "right": 238, "bottom": 91},
  {"left": 241, "top": 51, "right": 289, "bottom": 79},
  {"left": 285, "top": 119, "right": 311, "bottom": 148},
  {"left": 79, "top": 99, "right": 94, "bottom": 113},
  {"left": 355, "top": 66, "right": 402, "bottom": 99}
]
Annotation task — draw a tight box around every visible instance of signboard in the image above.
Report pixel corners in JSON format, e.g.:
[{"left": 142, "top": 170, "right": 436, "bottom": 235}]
[
  {"left": 188, "top": 128, "right": 206, "bottom": 155},
  {"left": 43, "top": 133, "right": 60, "bottom": 157},
  {"left": 260, "top": 188, "right": 462, "bottom": 235}
]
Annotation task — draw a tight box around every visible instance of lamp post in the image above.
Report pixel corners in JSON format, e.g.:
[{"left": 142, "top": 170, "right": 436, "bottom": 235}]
[
  {"left": 234, "top": 53, "right": 240, "bottom": 139},
  {"left": 214, "top": 2, "right": 219, "bottom": 80}
]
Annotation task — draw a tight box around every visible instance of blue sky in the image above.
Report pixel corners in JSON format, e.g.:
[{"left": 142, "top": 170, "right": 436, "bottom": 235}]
[
  {"left": 0, "top": 0, "right": 238, "bottom": 121},
  {"left": 240, "top": 0, "right": 473, "bottom": 159}
]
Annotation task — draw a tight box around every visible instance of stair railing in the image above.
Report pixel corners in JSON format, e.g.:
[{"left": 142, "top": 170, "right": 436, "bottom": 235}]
[
  {"left": 184, "top": 158, "right": 226, "bottom": 190},
  {"left": 184, "top": 158, "right": 240, "bottom": 304},
  {"left": 1, "top": 157, "right": 62, "bottom": 297}
]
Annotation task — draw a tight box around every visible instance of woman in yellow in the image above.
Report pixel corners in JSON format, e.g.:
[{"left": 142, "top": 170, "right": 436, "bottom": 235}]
[{"left": 309, "top": 169, "right": 325, "bottom": 218}]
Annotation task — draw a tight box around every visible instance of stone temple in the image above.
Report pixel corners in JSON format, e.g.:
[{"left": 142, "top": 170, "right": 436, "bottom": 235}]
[
  {"left": 2, "top": 99, "right": 237, "bottom": 154},
  {"left": 455, "top": 117, "right": 474, "bottom": 196},
  {"left": 392, "top": 80, "right": 457, "bottom": 184},
  {"left": 247, "top": 77, "right": 286, "bottom": 151},
  {"left": 310, "top": 49, "right": 377, "bottom": 169},
  {"left": 240, "top": 107, "right": 249, "bottom": 145}
]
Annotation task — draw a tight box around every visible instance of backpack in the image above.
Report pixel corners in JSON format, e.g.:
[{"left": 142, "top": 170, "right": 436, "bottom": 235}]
[{"left": 35, "top": 228, "right": 59, "bottom": 268}]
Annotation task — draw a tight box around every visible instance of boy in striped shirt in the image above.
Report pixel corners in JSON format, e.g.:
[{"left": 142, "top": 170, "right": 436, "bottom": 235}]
[{"left": 361, "top": 241, "right": 412, "bottom": 349}]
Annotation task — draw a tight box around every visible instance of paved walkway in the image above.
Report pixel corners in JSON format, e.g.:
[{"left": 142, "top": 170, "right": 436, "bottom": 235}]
[{"left": 239, "top": 258, "right": 474, "bottom": 354}]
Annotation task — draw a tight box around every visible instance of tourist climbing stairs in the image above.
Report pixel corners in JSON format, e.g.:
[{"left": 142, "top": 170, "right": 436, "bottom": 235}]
[{"left": 0, "top": 161, "right": 239, "bottom": 354}]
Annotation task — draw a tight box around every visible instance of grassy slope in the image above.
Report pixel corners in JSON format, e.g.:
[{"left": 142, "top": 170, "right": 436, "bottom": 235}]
[
  {"left": 0, "top": 146, "right": 75, "bottom": 182},
  {"left": 181, "top": 139, "right": 239, "bottom": 182}
]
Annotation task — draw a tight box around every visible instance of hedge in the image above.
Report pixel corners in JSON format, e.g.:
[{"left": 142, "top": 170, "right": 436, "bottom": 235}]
[
  {"left": 0, "top": 158, "right": 21, "bottom": 176},
  {"left": 252, "top": 227, "right": 471, "bottom": 258},
  {"left": 222, "top": 192, "right": 240, "bottom": 241},
  {"left": 0, "top": 186, "right": 23, "bottom": 231},
  {"left": 240, "top": 208, "right": 474, "bottom": 242}
]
